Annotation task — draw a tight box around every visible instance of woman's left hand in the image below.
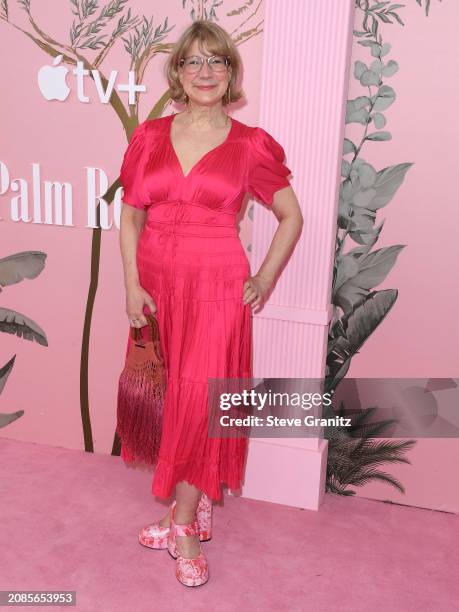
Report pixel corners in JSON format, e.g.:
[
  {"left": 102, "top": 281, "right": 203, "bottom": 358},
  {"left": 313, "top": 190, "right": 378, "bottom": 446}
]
[{"left": 243, "top": 274, "right": 272, "bottom": 309}]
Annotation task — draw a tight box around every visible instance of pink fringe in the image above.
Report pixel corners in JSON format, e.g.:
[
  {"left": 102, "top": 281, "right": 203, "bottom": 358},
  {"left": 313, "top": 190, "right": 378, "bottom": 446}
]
[{"left": 116, "top": 360, "right": 165, "bottom": 467}]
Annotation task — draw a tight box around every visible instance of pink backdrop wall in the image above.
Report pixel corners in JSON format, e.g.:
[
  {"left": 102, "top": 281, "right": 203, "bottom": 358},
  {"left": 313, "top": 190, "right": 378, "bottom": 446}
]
[
  {"left": 1, "top": 0, "right": 356, "bottom": 511},
  {"left": 0, "top": 1, "right": 265, "bottom": 455},
  {"left": 345, "top": 2, "right": 459, "bottom": 514},
  {"left": 2, "top": 1, "right": 454, "bottom": 513}
]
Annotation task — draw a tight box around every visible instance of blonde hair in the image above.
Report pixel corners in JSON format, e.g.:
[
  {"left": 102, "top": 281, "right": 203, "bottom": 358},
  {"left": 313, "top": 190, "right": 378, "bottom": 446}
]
[{"left": 165, "top": 20, "right": 244, "bottom": 107}]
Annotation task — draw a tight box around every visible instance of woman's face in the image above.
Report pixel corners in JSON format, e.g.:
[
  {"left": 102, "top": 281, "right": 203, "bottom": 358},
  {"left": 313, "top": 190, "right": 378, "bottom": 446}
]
[{"left": 178, "top": 39, "right": 231, "bottom": 108}]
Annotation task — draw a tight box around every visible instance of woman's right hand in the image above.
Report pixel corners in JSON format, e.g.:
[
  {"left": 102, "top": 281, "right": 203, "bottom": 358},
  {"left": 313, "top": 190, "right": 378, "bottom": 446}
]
[{"left": 126, "top": 284, "right": 157, "bottom": 328}]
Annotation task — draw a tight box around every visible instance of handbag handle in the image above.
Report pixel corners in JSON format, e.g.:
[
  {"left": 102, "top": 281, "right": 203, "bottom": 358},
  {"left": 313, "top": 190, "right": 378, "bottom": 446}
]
[{"left": 131, "top": 313, "right": 160, "bottom": 345}]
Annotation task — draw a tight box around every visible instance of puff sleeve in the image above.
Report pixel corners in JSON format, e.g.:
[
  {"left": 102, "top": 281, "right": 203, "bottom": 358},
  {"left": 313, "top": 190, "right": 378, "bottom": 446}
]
[
  {"left": 119, "top": 121, "right": 149, "bottom": 209},
  {"left": 247, "top": 127, "right": 292, "bottom": 206}
]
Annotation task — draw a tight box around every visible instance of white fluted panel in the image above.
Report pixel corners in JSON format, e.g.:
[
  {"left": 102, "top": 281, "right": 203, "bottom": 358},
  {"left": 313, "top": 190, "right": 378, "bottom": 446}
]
[
  {"left": 242, "top": 0, "right": 355, "bottom": 508},
  {"left": 253, "top": 316, "right": 327, "bottom": 379},
  {"left": 252, "top": 0, "right": 354, "bottom": 311},
  {"left": 252, "top": 0, "right": 355, "bottom": 373}
]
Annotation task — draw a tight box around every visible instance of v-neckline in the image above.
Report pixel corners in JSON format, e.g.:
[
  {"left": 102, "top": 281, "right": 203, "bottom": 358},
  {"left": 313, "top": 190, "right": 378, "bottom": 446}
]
[{"left": 167, "top": 112, "right": 234, "bottom": 180}]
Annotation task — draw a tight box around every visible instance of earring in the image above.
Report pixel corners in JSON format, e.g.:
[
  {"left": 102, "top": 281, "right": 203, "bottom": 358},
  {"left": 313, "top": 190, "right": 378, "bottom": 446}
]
[{"left": 227, "top": 85, "right": 231, "bottom": 106}]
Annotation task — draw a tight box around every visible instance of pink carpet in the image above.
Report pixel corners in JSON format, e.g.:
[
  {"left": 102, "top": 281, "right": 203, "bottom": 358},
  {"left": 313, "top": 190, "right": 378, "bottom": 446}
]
[{"left": 0, "top": 436, "right": 457, "bottom": 611}]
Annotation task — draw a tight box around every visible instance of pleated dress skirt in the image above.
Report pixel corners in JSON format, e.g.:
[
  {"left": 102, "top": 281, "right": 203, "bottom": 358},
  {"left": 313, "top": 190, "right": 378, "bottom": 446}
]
[
  {"left": 118, "top": 113, "right": 293, "bottom": 501},
  {"left": 128, "top": 199, "right": 252, "bottom": 501}
]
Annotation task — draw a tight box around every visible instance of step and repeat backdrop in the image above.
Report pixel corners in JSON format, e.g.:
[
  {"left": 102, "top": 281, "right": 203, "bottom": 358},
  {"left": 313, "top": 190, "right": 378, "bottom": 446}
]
[{"left": 0, "top": 0, "right": 265, "bottom": 456}]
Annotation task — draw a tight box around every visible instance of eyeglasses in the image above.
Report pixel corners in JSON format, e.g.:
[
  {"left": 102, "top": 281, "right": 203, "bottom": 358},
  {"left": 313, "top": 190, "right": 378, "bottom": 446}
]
[{"left": 178, "top": 55, "right": 231, "bottom": 74}]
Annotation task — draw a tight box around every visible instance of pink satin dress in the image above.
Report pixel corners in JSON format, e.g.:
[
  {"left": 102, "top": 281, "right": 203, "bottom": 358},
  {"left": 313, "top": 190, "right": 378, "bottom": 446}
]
[{"left": 119, "top": 112, "right": 291, "bottom": 501}]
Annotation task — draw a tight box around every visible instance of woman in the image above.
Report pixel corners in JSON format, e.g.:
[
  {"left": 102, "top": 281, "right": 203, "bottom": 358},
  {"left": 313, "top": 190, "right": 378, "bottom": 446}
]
[{"left": 119, "top": 20, "right": 303, "bottom": 587}]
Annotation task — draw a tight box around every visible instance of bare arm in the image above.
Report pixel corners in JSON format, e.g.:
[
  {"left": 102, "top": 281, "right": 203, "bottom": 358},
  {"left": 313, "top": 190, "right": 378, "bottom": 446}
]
[
  {"left": 243, "top": 185, "right": 304, "bottom": 311},
  {"left": 119, "top": 204, "right": 157, "bottom": 327}
]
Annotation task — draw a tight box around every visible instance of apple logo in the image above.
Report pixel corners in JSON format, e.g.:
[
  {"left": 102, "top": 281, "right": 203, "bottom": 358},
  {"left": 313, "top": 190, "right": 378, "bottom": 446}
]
[{"left": 37, "top": 55, "right": 70, "bottom": 101}]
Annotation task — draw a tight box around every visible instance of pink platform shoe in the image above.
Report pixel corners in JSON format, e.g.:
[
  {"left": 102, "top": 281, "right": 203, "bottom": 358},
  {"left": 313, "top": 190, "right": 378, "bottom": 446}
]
[
  {"left": 138, "top": 493, "right": 212, "bottom": 550},
  {"left": 167, "top": 504, "right": 209, "bottom": 587}
]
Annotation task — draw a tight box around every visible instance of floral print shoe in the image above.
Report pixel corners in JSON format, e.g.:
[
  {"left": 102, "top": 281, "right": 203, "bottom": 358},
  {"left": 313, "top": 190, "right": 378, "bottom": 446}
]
[
  {"left": 139, "top": 493, "right": 212, "bottom": 550},
  {"left": 167, "top": 504, "right": 209, "bottom": 587}
]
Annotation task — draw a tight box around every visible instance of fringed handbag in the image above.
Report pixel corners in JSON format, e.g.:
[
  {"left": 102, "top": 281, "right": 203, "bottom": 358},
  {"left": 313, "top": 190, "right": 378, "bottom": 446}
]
[{"left": 116, "top": 313, "right": 166, "bottom": 467}]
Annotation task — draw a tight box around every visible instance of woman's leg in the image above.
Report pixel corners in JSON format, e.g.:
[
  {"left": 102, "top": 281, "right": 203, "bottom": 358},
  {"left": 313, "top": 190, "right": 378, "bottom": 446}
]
[
  {"left": 173, "top": 480, "right": 202, "bottom": 558},
  {"left": 158, "top": 507, "right": 172, "bottom": 528}
]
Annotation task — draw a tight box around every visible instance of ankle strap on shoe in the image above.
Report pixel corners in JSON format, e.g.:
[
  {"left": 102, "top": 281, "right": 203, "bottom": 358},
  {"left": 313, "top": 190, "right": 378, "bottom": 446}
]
[{"left": 174, "top": 518, "right": 200, "bottom": 537}]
